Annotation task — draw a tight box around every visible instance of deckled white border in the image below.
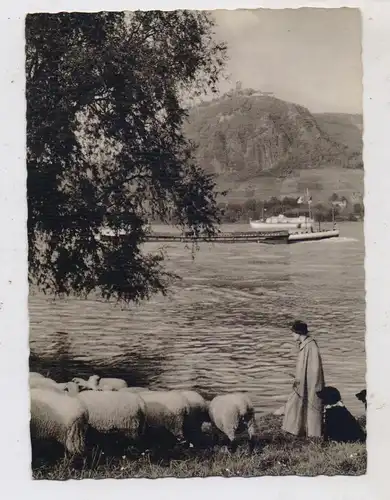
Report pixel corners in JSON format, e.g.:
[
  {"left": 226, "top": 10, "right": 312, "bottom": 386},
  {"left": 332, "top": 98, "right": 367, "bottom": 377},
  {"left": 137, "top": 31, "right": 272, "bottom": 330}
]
[{"left": 0, "top": 0, "right": 388, "bottom": 499}]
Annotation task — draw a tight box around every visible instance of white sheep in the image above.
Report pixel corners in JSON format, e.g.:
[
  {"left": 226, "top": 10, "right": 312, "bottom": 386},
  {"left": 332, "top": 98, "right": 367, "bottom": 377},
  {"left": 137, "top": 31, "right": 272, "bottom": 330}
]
[
  {"left": 174, "top": 390, "right": 210, "bottom": 445},
  {"left": 179, "top": 390, "right": 209, "bottom": 419},
  {"left": 29, "top": 375, "right": 80, "bottom": 397},
  {"left": 30, "top": 388, "right": 89, "bottom": 457},
  {"left": 88, "top": 374, "right": 128, "bottom": 391},
  {"left": 57, "top": 382, "right": 80, "bottom": 396},
  {"left": 77, "top": 390, "right": 146, "bottom": 443},
  {"left": 136, "top": 390, "right": 190, "bottom": 446},
  {"left": 71, "top": 377, "right": 91, "bottom": 391},
  {"left": 120, "top": 387, "right": 151, "bottom": 393},
  {"left": 72, "top": 375, "right": 128, "bottom": 391},
  {"left": 209, "top": 393, "right": 257, "bottom": 452},
  {"left": 119, "top": 389, "right": 208, "bottom": 446},
  {"left": 29, "top": 374, "right": 60, "bottom": 391}
]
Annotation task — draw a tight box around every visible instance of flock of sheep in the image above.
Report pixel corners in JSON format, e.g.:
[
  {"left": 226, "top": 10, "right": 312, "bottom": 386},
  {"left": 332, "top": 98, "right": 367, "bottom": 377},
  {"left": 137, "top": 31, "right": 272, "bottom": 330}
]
[{"left": 29, "top": 371, "right": 257, "bottom": 462}]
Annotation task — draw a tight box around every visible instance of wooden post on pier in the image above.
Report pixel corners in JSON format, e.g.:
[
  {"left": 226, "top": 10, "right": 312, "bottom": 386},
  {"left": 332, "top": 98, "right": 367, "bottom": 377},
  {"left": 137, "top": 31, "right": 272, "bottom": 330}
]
[{"left": 332, "top": 204, "right": 336, "bottom": 229}]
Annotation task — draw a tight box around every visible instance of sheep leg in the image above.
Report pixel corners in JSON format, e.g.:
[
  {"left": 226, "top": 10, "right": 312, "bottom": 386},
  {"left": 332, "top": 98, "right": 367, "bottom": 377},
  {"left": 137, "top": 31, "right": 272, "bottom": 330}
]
[
  {"left": 147, "top": 426, "right": 180, "bottom": 451},
  {"left": 225, "top": 427, "right": 238, "bottom": 453},
  {"left": 183, "top": 418, "right": 205, "bottom": 448},
  {"left": 247, "top": 417, "right": 257, "bottom": 453},
  {"left": 167, "top": 418, "right": 188, "bottom": 447},
  {"left": 227, "top": 438, "right": 238, "bottom": 453},
  {"left": 65, "top": 414, "right": 87, "bottom": 456},
  {"left": 31, "top": 437, "right": 66, "bottom": 466}
]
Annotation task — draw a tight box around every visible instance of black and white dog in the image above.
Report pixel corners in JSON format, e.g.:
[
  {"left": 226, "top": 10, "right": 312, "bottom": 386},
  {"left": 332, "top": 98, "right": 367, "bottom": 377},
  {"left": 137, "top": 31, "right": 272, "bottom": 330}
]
[{"left": 317, "top": 386, "right": 366, "bottom": 443}]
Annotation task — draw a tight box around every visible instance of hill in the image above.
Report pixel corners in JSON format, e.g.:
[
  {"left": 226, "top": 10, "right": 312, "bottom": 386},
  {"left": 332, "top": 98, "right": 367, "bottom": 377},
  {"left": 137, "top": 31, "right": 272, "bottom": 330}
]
[
  {"left": 313, "top": 112, "right": 362, "bottom": 158},
  {"left": 183, "top": 90, "right": 363, "bottom": 203}
]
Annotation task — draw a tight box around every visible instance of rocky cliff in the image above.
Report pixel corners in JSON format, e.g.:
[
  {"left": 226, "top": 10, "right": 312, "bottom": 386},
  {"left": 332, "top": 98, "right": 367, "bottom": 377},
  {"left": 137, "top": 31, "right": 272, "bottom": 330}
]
[{"left": 183, "top": 89, "right": 363, "bottom": 202}]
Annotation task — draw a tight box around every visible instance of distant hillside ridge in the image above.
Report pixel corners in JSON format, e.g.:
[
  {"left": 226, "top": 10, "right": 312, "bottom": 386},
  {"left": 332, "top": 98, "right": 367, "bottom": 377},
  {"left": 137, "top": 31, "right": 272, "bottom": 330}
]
[
  {"left": 183, "top": 89, "right": 363, "bottom": 203},
  {"left": 313, "top": 112, "right": 362, "bottom": 161},
  {"left": 184, "top": 89, "right": 362, "bottom": 179}
]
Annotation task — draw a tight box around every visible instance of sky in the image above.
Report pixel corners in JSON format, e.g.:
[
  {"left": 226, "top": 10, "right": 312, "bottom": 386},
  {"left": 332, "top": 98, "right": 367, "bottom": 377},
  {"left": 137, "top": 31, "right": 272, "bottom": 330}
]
[{"left": 208, "top": 8, "right": 362, "bottom": 114}]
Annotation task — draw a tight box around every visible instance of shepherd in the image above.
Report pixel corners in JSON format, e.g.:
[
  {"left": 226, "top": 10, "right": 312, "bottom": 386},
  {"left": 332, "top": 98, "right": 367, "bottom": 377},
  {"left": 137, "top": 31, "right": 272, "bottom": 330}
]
[{"left": 281, "top": 320, "right": 325, "bottom": 438}]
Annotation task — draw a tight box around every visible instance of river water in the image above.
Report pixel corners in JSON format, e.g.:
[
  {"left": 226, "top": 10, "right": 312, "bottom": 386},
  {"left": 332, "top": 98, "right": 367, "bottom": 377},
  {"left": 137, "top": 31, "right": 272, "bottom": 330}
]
[{"left": 29, "top": 222, "right": 365, "bottom": 416}]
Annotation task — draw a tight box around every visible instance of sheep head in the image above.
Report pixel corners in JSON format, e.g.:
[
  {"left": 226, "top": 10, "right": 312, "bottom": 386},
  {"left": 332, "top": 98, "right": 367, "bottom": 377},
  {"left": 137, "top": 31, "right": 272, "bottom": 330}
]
[
  {"left": 72, "top": 377, "right": 89, "bottom": 390},
  {"left": 88, "top": 374, "right": 101, "bottom": 389}
]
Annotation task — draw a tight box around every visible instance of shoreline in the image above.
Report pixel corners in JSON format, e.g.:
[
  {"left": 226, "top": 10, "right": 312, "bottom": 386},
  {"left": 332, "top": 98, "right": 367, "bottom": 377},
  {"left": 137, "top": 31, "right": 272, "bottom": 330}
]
[{"left": 32, "top": 414, "right": 367, "bottom": 480}]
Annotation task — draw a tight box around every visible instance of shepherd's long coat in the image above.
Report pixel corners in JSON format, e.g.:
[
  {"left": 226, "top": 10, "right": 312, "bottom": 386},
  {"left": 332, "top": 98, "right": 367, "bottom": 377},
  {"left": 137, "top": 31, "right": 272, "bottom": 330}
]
[{"left": 282, "top": 336, "right": 325, "bottom": 437}]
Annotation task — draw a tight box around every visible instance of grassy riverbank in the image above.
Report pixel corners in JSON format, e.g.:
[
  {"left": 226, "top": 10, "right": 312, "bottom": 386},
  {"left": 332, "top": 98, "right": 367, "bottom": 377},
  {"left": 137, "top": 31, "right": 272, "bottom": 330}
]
[{"left": 32, "top": 415, "right": 366, "bottom": 479}]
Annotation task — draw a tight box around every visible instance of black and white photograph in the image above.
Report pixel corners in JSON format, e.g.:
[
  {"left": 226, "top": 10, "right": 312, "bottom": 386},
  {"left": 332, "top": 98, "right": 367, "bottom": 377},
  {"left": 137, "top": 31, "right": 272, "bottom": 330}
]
[{"left": 25, "top": 7, "right": 366, "bottom": 479}]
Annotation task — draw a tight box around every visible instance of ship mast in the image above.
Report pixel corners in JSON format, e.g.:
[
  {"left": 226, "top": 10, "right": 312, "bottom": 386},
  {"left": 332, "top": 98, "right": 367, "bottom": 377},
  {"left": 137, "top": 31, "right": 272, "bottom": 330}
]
[
  {"left": 306, "top": 188, "right": 311, "bottom": 221},
  {"left": 331, "top": 203, "right": 335, "bottom": 228}
]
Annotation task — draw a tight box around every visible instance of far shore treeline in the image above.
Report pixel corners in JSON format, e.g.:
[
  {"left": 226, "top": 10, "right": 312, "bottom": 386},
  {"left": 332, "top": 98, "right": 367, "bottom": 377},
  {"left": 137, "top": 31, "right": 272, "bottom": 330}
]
[
  {"left": 216, "top": 195, "right": 364, "bottom": 224},
  {"left": 148, "top": 194, "right": 364, "bottom": 225}
]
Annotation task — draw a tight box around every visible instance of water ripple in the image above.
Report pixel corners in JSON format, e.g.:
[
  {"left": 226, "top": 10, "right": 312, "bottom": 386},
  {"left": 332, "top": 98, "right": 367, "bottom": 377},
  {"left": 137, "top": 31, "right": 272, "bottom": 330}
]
[{"left": 29, "top": 223, "right": 365, "bottom": 416}]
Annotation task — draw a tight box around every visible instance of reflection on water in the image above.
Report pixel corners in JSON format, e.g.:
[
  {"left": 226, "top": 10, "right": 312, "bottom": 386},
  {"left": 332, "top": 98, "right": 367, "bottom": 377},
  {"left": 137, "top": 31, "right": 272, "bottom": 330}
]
[{"left": 29, "top": 222, "right": 365, "bottom": 416}]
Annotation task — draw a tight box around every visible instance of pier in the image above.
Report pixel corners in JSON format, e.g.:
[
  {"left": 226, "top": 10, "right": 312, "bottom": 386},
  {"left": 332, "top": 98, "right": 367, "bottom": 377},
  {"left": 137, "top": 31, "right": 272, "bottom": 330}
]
[{"left": 100, "top": 230, "right": 290, "bottom": 244}]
